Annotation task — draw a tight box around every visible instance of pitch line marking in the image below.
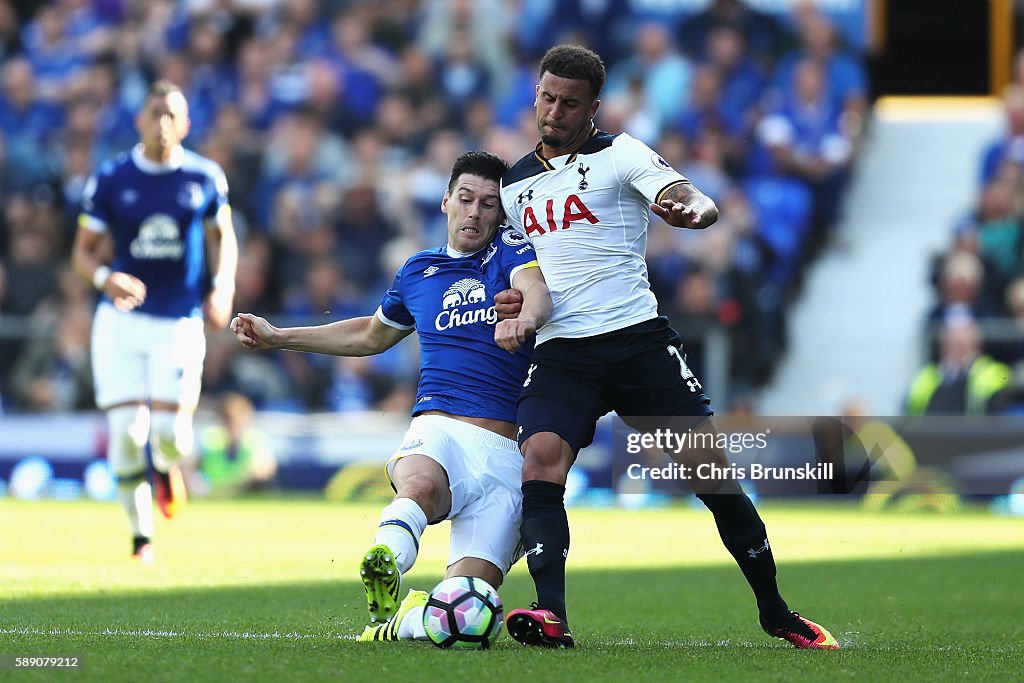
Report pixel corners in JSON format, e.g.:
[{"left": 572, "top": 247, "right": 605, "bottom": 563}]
[{"left": 0, "top": 627, "right": 358, "bottom": 641}]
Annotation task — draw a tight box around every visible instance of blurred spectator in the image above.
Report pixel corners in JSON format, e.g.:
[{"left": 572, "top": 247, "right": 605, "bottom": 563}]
[
  {"left": 9, "top": 300, "right": 93, "bottom": 412},
  {"left": 0, "top": 57, "right": 64, "bottom": 186},
  {"left": 3, "top": 194, "right": 61, "bottom": 316},
  {"left": 769, "top": 8, "right": 867, "bottom": 125},
  {"left": 418, "top": 0, "right": 511, "bottom": 98},
  {"left": 979, "top": 86, "right": 1024, "bottom": 186},
  {"left": 677, "top": 0, "right": 789, "bottom": 70},
  {"left": 187, "top": 392, "right": 276, "bottom": 496},
  {"left": 606, "top": 21, "right": 692, "bottom": 126},
  {"left": 906, "top": 317, "right": 1011, "bottom": 416},
  {"left": 0, "top": 0, "right": 22, "bottom": 62},
  {"left": 756, "top": 58, "right": 853, "bottom": 234},
  {"left": 928, "top": 249, "right": 997, "bottom": 325},
  {"left": 21, "top": 4, "right": 88, "bottom": 103},
  {"left": 202, "top": 329, "right": 293, "bottom": 410}
]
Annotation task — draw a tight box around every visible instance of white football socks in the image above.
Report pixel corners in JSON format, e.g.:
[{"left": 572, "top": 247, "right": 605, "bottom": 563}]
[
  {"left": 118, "top": 480, "right": 154, "bottom": 538},
  {"left": 374, "top": 497, "right": 428, "bottom": 574}
]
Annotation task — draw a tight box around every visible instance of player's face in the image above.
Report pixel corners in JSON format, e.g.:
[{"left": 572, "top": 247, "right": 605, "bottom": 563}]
[
  {"left": 136, "top": 91, "right": 190, "bottom": 159},
  {"left": 442, "top": 174, "right": 503, "bottom": 253},
  {"left": 535, "top": 72, "right": 600, "bottom": 153}
]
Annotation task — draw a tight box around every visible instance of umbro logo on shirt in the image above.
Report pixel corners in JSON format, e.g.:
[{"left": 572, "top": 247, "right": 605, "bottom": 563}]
[{"left": 423, "top": 266, "right": 439, "bottom": 277}]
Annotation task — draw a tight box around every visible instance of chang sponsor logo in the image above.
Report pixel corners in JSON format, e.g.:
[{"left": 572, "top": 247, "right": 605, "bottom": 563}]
[
  {"left": 130, "top": 214, "right": 184, "bottom": 259},
  {"left": 435, "top": 278, "right": 498, "bottom": 331}
]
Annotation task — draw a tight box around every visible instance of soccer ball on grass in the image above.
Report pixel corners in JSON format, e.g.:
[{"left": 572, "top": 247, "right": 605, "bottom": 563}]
[{"left": 422, "top": 576, "right": 503, "bottom": 649}]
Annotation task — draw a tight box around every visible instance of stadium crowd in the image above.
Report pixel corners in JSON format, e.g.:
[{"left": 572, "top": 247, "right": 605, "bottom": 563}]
[
  {"left": 0, "top": 0, "right": 869, "bottom": 414},
  {"left": 919, "top": 48, "right": 1024, "bottom": 415}
]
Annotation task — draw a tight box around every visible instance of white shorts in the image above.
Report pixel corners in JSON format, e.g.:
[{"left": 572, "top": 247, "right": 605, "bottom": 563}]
[
  {"left": 386, "top": 415, "right": 523, "bottom": 575},
  {"left": 91, "top": 302, "right": 206, "bottom": 409}
]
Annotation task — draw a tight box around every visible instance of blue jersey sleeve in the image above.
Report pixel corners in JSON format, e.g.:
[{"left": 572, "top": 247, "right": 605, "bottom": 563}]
[
  {"left": 79, "top": 161, "right": 116, "bottom": 231},
  {"left": 377, "top": 268, "right": 415, "bottom": 329},
  {"left": 204, "top": 162, "right": 229, "bottom": 220},
  {"left": 495, "top": 227, "right": 539, "bottom": 284}
]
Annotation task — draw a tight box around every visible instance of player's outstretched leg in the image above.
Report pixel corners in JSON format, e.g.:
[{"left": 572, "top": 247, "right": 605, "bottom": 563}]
[
  {"left": 360, "top": 544, "right": 403, "bottom": 623},
  {"left": 506, "top": 603, "right": 575, "bottom": 649},
  {"left": 358, "top": 589, "right": 429, "bottom": 642},
  {"left": 762, "top": 612, "right": 840, "bottom": 649}
]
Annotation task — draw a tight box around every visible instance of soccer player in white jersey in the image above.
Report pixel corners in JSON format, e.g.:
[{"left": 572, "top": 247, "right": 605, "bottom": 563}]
[
  {"left": 71, "top": 80, "right": 238, "bottom": 564},
  {"left": 230, "top": 151, "right": 551, "bottom": 642},
  {"left": 496, "top": 45, "right": 838, "bottom": 650}
]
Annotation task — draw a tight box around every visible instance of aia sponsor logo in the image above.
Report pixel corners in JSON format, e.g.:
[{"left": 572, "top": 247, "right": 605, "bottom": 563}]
[{"left": 521, "top": 195, "right": 598, "bottom": 237}]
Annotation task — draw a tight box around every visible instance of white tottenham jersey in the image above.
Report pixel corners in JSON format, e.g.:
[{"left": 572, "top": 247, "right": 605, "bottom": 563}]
[{"left": 500, "top": 130, "right": 689, "bottom": 344}]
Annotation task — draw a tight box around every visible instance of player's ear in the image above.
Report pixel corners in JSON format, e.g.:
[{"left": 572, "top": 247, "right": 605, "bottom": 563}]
[
  {"left": 440, "top": 191, "right": 450, "bottom": 214},
  {"left": 590, "top": 98, "right": 601, "bottom": 121}
]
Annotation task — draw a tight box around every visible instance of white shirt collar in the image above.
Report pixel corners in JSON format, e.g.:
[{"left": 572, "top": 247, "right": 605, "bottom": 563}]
[
  {"left": 445, "top": 244, "right": 484, "bottom": 258},
  {"left": 131, "top": 144, "right": 185, "bottom": 174}
]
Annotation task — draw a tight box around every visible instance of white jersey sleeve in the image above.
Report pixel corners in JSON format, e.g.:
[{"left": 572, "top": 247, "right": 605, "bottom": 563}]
[{"left": 616, "top": 133, "right": 690, "bottom": 206}]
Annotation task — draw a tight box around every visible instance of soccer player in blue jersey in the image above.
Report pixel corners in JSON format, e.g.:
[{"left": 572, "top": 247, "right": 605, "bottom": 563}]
[
  {"left": 71, "top": 80, "right": 238, "bottom": 564},
  {"left": 496, "top": 45, "right": 838, "bottom": 650},
  {"left": 230, "top": 151, "right": 551, "bottom": 642}
]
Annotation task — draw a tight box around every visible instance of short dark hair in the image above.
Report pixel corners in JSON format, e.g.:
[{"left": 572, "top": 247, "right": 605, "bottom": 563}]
[
  {"left": 146, "top": 79, "right": 184, "bottom": 101},
  {"left": 447, "top": 151, "right": 509, "bottom": 192},
  {"left": 539, "top": 45, "right": 606, "bottom": 99}
]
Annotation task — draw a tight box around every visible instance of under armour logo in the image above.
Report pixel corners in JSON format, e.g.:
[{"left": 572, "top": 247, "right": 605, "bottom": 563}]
[
  {"left": 686, "top": 378, "right": 702, "bottom": 393},
  {"left": 747, "top": 538, "right": 770, "bottom": 559},
  {"left": 525, "top": 542, "right": 544, "bottom": 557},
  {"left": 577, "top": 164, "right": 590, "bottom": 190},
  {"left": 517, "top": 189, "right": 534, "bottom": 203}
]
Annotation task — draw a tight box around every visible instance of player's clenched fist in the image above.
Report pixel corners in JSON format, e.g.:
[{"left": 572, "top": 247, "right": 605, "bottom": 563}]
[
  {"left": 494, "top": 288, "right": 523, "bottom": 320},
  {"left": 230, "top": 312, "right": 279, "bottom": 350}
]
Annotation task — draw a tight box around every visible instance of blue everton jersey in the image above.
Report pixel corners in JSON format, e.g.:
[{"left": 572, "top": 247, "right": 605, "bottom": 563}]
[
  {"left": 80, "top": 145, "right": 229, "bottom": 319},
  {"left": 377, "top": 228, "right": 539, "bottom": 422}
]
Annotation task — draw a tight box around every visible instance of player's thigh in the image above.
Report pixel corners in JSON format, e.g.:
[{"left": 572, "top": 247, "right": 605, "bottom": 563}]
[
  {"left": 390, "top": 453, "right": 453, "bottom": 521},
  {"left": 386, "top": 415, "right": 471, "bottom": 522},
  {"left": 91, "top": 304, "right": 147, "bottom": 408},
  {"left": 448, "top": 432, "right": 523, "bottom": 577},
  {"left": 518, "top": 345, "right": 606, "bottom": 453},
  {"left": 148, "top": 316, "right": 205, "bottom": 408},
  {"left": 612, "top": 342, "right": 714, "bottom": 419}
]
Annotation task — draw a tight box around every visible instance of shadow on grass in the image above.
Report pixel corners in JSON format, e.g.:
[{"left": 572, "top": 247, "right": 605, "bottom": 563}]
[{"left": 3, "top": 551, "right": 1022, "bottom": 682}]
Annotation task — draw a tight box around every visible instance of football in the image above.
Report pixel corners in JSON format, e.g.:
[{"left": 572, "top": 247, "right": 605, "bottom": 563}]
[{"left": 422, "top": 576, "right": 503, "bottom": 649}]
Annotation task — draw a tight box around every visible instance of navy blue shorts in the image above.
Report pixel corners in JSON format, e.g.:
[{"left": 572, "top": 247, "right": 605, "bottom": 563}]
[{"left": 517, "top": 317, "right": 714, "bottom": 452}]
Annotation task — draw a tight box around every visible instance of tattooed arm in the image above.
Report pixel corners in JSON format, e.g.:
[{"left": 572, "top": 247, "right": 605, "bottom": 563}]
[{"left": 649, "top": 181, "right": 719, "bottom": 230}]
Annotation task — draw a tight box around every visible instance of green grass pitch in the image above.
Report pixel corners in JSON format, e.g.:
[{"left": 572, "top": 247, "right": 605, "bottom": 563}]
[{"left": 2, "top": 498, "right": 1022, "bottom": 681}]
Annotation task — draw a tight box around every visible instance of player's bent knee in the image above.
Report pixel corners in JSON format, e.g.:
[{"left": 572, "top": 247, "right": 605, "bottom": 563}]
[
  {"left": 521, "top": 432, "right": 574, "bottom": 483},
  {"left": 150, "top": 410, "right": 195, "bottom": 464},
  {"left": 106, "top": 405, "right": 150, "bottom": 475},
  {"left": 445, "top": 557, "right": 504, "bottom": 589}
]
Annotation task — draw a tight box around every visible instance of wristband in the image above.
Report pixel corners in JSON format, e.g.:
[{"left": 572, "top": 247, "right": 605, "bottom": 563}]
[{"left": 92, "top": 265, "right": 111, "bottom": 291}]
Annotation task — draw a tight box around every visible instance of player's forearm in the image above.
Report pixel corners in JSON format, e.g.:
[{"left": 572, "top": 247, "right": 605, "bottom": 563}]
[
  {"left": 71, "top": 229, "right": 108, "bottom": 288},
  {"left": 207, "top": 214, "right": 238, "bottom": 289},
  {"left": 518, "top": 280, "right": 552, "bottom": 330},
  {"left": 662, "top": 182, "right": 719, "bottom": 229},
  {"left": 274, "top": 316, "right": 392, "bottom": 357}
]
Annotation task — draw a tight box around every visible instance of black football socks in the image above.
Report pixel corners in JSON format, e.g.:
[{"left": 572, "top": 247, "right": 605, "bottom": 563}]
[{"left": 520, "top": 479, "right": 570, "bottom": 623}]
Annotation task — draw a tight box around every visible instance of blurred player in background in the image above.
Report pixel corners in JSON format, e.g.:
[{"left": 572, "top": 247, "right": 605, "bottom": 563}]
[
  {"left": 496, "top": 45, "right": 838, "bottom": 650},
  {"left": 71, "top": 80, "right": 238, "bottom": 564},
  {"left": 230, "top": 151, "right": 551, "bottom": 641}
]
